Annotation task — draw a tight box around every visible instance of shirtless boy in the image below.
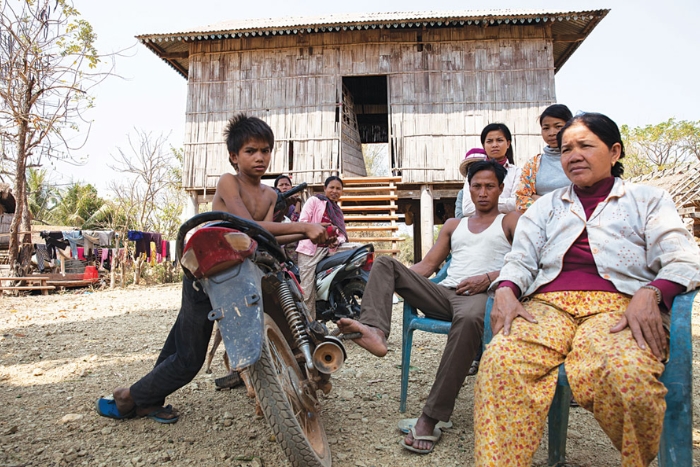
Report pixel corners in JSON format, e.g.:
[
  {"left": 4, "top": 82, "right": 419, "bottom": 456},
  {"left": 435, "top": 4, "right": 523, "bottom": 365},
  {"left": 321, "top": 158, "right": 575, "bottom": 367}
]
[{"left": 95, "top": 114, "right": 328, "bottom": 423}]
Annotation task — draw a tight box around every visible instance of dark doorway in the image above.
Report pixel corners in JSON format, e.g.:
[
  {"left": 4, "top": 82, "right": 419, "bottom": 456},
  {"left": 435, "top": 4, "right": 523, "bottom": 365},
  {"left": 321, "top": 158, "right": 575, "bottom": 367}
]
[{"left": 342, "top": 76, "right": 388, "bottom": 144}]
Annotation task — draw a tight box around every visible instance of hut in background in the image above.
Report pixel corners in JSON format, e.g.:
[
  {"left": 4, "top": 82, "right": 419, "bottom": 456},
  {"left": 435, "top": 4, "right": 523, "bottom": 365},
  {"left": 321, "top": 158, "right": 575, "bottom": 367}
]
[
  {"left": 138, "top": 9, "right": 608, "bottom": 259},
  {"left": 631, "top": 164, "right": 700, "bottom": 239}
]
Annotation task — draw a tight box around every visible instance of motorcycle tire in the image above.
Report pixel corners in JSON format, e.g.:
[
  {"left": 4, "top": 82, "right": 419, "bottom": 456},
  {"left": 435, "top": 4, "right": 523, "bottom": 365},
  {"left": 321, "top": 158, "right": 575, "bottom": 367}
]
[
  {"left": 341, "top": 280, "right": 365, "bottom": 320},
  {"left": 250, "top": 314, "right": 331, "bottom": 467}
]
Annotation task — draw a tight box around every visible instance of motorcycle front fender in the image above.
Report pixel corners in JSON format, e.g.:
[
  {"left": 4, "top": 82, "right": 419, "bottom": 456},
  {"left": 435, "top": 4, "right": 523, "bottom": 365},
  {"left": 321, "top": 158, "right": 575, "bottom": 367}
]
[{"left": 200, "top": 259, "right": 264, "bottom": 370}]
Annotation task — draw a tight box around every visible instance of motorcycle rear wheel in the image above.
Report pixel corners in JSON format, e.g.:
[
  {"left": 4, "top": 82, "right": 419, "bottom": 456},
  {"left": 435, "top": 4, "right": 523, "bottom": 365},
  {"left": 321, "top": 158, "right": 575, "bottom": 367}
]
[
  {"left": 250, "top": 314, "right": 331, "bottom": 467},
  {"left": 342, "top": 280, "right": 365, "bottom": 320}
]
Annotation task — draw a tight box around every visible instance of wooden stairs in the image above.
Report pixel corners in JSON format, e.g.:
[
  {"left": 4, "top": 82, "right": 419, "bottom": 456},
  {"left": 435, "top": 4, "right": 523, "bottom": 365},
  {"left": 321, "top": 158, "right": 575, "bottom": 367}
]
[{"left": 338, "top": 177, "right": 404, "bottom": 255}]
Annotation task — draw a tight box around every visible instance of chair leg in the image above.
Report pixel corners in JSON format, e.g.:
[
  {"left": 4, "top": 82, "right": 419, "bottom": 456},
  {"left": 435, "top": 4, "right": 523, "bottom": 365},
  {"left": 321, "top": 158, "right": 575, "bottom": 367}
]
[
  {"left": 400, "top": 327, "right": 414, "bottom": 413},
  {"left": 547, "top": 382, "right": 572, "bottom": 467},
  {"left": 658, "top": 381, "right": 693, "bottom": 467}
]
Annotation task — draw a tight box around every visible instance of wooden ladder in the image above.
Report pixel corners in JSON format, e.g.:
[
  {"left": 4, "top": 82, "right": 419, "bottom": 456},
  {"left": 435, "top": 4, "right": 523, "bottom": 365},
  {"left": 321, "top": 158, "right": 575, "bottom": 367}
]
[{"left": 338, "top": 176, "right": 403, "bottom": 255}]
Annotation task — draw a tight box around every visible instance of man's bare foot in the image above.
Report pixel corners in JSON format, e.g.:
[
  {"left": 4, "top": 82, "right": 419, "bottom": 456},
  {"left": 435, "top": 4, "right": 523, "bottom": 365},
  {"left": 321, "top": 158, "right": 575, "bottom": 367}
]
[
  {"left": 403, "top": 413, "right": 439, "bottom": 452},
  {"left": 113, "top": 387, "right": 179, "bottom": 421},
  {"left": 336, "top": 318, "right": 388, "bottom": 357}
]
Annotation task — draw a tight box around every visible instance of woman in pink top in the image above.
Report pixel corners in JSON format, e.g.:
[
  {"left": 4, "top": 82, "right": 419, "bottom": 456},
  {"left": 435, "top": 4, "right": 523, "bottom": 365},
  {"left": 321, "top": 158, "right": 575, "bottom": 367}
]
[{"left": 296, "top": 176, "right": 347, "bottom": 318}]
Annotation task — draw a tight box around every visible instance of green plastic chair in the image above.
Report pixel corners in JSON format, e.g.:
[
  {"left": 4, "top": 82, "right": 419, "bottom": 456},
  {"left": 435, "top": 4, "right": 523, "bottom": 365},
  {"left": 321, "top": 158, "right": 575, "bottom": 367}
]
[{"left": 399, "top": 258, "right": 452, "bottom": 413}]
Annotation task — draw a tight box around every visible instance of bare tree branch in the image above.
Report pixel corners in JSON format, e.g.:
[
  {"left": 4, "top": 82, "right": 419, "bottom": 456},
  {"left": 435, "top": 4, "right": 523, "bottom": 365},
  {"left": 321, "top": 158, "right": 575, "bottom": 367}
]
[{"left": 0, "top": 0, "right": 116, "bottom": 271}]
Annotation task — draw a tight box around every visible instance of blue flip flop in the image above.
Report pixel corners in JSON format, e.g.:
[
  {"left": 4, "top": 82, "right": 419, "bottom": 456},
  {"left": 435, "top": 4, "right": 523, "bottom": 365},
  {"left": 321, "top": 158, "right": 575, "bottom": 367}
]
[
  {"left": 95, "top": 396, "right": 136, "bottom": 420},
  {"left": 145, "top": 404, "right": 179, "bottom": 424}
]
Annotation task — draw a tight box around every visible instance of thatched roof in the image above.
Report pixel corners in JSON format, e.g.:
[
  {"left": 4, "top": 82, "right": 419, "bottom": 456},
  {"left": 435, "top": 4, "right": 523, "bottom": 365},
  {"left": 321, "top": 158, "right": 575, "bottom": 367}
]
[{"left": 629, "top": 163, "right": 700, "bottom": 210}]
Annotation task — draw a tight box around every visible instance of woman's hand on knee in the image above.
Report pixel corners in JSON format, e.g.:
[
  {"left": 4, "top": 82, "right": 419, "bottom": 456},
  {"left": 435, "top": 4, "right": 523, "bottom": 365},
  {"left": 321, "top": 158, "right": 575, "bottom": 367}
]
[
  {"left": 492, "top": 288, "right": 537, "bottom": 336},
  {"left": 610, "top": 288, "right": 667, "bottom": 361}
]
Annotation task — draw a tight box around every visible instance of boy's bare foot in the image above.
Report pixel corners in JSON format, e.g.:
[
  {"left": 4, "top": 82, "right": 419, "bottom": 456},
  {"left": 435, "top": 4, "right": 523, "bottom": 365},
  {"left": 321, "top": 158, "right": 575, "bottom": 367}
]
[
  {"left": 336, "top": 318, "right": 388, "bottom": 357},
  {"left": 112, "top": 387, "right": 136, "bottom": 416},
  {"left": 113, "top": 387, "right": 179, "bottom": 421},
  {"left": 403, "top": 413, "right": 439, "bottom": 451}
]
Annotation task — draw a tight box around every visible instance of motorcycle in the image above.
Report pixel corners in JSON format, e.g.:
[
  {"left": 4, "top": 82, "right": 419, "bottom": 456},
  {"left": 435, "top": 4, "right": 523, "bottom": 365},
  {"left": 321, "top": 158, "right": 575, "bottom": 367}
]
[
  {"left": 313, "top": 242, "right": 374, "bottom": 325},
  {"left": 275, "top": 182, "right": 374, "bottom": 327},
  {"left": 176, "top": 206, "right": 346, "bottom": 467}
]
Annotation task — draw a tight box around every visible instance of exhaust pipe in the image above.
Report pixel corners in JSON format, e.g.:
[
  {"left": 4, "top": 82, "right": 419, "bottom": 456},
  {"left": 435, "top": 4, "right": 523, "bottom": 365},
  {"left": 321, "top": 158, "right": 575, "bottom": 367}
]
[{"left": 312, "top": 340, "right": 346, "bottom": 374}]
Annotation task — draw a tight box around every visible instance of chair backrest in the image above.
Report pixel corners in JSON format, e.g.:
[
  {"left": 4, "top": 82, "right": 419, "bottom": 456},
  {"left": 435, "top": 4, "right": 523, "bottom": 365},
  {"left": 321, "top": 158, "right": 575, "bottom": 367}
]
[
  {"left": 432, "top": 254, "right": 451, "bottom": 284},
  {"left": 405, "top": 256, "right": 451, "bottom": 318}
]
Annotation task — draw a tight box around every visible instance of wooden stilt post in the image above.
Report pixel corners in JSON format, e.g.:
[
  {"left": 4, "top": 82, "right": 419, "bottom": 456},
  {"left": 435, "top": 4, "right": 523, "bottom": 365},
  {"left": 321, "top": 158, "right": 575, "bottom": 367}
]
[
  {"left": 413, "top": 201, "right": 422, "bottom": 263},
  {"left": 420, "top": 185, "right": 434, "bottom": 259}
]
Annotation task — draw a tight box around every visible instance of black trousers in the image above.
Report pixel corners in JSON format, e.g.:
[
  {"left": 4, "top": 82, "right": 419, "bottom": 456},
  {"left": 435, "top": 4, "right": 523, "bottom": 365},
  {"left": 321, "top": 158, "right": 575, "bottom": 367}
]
[{"left": 130, "top": 277, "right": 214, "bottom": 408}]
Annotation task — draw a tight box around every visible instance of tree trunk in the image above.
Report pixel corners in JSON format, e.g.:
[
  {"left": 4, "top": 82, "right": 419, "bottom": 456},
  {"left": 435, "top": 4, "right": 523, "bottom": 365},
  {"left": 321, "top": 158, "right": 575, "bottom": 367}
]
[
  {"left": 9, "top": 77, "right": 33, "bottom": 277},
  {"left": 133, "top": 255, "right": 145, "bottom": 285},
  {"left": 9, "top": 128, "right": 28, "bottom": 277}
]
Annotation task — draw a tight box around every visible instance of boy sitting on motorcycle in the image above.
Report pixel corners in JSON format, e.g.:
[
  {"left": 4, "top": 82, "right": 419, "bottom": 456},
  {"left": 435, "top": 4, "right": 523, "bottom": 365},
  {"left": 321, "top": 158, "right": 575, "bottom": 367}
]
[{"left": 95, "top": 114, "right": 329, "bottom": 424}]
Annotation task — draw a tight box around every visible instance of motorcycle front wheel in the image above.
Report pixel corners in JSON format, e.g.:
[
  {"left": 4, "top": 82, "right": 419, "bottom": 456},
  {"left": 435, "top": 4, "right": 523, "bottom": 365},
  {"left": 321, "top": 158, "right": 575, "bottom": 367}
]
[{"left": 250, "top": 314, "right": 331, "bottom": 467}]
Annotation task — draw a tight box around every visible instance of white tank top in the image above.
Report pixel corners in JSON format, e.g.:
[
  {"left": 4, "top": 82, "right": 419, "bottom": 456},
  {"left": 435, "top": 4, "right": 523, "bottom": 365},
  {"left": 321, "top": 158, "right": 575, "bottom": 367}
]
[{"left": 440, "top": 214, "right": 511, "bottom": 288}]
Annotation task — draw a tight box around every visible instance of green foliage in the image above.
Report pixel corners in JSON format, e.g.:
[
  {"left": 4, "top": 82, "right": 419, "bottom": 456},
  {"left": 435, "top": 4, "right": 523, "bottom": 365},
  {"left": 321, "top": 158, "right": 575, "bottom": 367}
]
[
  {"left": 143, "top": 262, "right": 182, "bottom": 285},
  {"left": 26, "top": 167, "right": 58, "bottom": 223},
  {"left": 621, "top": 119, "right": 700, "bottom": 177},
  {"left": 51, "top": 182, "right": 105, "bottom": 227}
]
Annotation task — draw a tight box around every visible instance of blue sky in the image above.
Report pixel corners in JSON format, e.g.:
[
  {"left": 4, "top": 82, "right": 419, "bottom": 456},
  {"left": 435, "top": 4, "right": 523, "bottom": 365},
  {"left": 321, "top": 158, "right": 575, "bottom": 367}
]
[{"left": 60, "top": 0, "right": 699, "bottom": 192}]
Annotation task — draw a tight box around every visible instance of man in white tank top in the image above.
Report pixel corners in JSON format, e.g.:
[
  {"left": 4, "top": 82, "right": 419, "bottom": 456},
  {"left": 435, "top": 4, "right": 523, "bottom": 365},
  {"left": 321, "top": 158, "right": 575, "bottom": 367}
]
[{"left": 338, "top": 161, "right": 521, "bottom": 454}]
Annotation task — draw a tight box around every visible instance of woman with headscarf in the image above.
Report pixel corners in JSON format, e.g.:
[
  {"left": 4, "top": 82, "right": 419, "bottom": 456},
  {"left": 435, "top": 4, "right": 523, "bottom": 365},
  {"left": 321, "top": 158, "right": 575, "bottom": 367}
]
[{"left": 296, "top": 176, "right": 347, "bottom": 319}]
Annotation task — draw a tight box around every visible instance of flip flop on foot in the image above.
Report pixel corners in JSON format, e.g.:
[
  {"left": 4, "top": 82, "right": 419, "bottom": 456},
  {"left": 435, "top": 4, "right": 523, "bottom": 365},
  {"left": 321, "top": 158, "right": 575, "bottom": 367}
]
[
  {"left": 397, "top": 418, "right": 452, "bottom": 434},
  {"left": 95, "top": 396, "right": 136, "bottom": 420},
  {"left": 144, "top": 405, "right": 179, "bottom": 424},
  {"left": 400, "top": 426, "right": 442, "bottom": 454}
]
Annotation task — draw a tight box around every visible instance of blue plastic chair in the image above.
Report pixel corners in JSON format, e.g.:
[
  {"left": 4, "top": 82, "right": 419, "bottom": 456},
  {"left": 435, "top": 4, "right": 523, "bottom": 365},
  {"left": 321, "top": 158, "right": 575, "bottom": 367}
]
[
  {"left": 483, "top": 290, "right": 697, "bottom": 467},
  {"left": 399, "top": 259, "right": 452, "bottom": 413}
]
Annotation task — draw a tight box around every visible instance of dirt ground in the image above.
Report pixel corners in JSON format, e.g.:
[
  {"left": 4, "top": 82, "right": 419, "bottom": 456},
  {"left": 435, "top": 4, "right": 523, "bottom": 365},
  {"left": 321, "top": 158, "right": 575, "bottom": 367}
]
[{"left": 1, "top": 283, "right": 700, "bottom": 467}]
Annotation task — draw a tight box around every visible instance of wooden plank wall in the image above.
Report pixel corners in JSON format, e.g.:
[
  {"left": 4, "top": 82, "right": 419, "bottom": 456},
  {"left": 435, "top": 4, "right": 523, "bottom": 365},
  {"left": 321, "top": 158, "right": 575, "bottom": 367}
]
[{"left": 183, "top": 23, "right": 555, "bottom": 189}]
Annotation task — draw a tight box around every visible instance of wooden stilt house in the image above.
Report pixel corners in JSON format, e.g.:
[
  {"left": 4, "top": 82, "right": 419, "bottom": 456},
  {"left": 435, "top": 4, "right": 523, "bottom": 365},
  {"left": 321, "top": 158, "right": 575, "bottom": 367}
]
[{"left": 138, "top": 9, "right": 608, "bottom": 259}]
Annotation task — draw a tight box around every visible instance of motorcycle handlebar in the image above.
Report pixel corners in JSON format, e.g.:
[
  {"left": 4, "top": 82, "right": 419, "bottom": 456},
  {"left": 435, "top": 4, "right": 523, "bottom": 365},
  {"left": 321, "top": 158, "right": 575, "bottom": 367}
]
[{"left": 280, "top": 182, "right": 307, "bottom": 199}]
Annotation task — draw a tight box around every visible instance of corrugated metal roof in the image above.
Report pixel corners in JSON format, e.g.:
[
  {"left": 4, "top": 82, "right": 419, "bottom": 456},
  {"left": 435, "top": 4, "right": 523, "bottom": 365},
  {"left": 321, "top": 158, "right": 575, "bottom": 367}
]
[
  {"left": 139, "top": 9, "right": 603, "bottom": 37},
  {"left": 137, "top": 9, "right": 609, "bottom": 78}
]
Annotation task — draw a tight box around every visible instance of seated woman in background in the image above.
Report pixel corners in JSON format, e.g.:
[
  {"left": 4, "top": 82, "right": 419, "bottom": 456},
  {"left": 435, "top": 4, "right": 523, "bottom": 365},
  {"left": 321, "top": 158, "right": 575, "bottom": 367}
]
[
  {"left": 515, "top": 103, "right": 574, "bottom": 212},
  {"left": 296, "top": 176, "right": 347, "bottom": 319},
  {"left": 273, "top": 174, "right": 304, "bottom": 262},
  {"left": 462, "top": 123, "right": 521, "bottom": 217},
  {"left": 273, "top": 174, "right": 302, "bottom": 222},
  {"left": 473, "top": 113, "right": 700, "bottom": 467}
]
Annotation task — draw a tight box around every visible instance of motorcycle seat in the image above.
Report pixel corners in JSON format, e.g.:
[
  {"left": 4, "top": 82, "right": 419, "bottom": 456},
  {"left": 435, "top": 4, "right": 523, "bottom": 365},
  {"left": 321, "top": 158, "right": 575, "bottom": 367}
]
[{"left": 315, "top": 247, "right": 358, "bottom": 274}]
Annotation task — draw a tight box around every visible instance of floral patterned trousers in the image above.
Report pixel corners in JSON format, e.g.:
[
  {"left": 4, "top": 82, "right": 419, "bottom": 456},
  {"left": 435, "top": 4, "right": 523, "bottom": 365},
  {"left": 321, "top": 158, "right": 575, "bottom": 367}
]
[{"left": 474, "top": 291, "right": 667, "bottom": 467}]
